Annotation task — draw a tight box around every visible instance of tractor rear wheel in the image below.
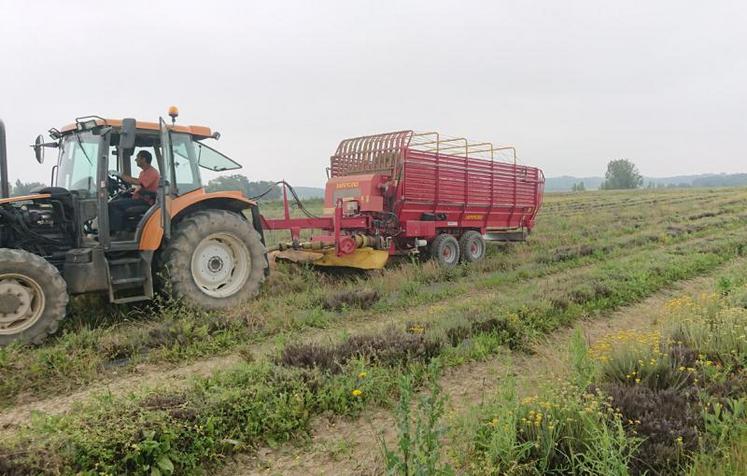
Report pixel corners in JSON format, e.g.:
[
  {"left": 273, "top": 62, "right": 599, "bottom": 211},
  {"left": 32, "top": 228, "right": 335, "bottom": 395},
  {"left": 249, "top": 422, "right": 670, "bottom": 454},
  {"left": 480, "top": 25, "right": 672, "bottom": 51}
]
[
  {"left": 0, "top": 249, "right": 68, "bottom": 346},
  {"left": 430, "top": 233, "right": 460, "bottom": 268},
  {"left": 459, "top": 230, "right": 486, "bottom": 263},
  {"left": 162, "top": 210, "right": 266, "bottom": 310}
]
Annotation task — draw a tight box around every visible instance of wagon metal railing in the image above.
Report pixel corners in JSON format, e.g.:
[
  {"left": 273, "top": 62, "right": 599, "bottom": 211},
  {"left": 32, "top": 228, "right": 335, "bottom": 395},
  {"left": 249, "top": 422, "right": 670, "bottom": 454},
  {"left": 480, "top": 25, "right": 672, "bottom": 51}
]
[{"left": 329, "top": 130, "right": 518, "bottom": 178}]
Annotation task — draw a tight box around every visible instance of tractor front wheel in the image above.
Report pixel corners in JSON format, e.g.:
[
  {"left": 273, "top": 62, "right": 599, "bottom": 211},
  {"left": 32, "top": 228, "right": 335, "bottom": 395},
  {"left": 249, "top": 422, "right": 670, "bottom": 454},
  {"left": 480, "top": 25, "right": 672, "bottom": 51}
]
[
  {"left": 430, "top": 233, "right": 460, "bottom": 268},
  {"left": 0, "top": 249, "right": 68, "bottom": 346},
  {"left": 162, "top": 210, "right": 266, "bottom": 310}
]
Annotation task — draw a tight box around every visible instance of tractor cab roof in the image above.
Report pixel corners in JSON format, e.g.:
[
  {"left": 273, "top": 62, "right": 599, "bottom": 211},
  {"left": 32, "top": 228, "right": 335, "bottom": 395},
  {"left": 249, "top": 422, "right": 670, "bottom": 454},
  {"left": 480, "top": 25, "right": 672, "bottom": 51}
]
[{"left": 59, "top": 118, "right": 214, "bottom": 140}]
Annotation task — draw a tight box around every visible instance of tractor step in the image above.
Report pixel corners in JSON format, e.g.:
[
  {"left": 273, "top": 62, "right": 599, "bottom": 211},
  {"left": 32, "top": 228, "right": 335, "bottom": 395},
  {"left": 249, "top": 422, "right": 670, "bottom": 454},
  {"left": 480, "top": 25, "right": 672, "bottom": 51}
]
[
  {"left": 108, "top": 257, "right": 142, "bottom": 266},
  {"left": 111, "top": 276, "right": 147, "bottom": 286},
  {"left": 111, "top": 295, "right": 152, "bottom": 304},
  {"left": 106, "top": 252, "right": 154, "bottom": 304}
]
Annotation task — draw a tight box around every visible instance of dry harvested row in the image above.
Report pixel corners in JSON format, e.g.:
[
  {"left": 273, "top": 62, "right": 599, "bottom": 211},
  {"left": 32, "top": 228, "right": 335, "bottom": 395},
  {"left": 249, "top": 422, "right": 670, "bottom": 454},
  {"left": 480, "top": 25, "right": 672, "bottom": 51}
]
[{"left": 541, "top": 188, "right": 732, "bottom": 213}]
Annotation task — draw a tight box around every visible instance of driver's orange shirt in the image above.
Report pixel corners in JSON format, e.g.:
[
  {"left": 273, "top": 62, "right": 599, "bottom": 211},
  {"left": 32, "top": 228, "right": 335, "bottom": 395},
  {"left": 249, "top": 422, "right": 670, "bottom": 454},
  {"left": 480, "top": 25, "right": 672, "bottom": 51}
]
[{"left": 133, "top": 166, "right": 160, "bottom": 205}]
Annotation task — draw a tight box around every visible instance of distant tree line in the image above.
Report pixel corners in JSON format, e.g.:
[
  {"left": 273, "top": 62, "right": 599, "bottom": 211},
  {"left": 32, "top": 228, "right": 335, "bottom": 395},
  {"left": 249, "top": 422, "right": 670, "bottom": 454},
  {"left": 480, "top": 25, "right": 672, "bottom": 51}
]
[
  {"left": 6, "top": 175, "right": 283, "bottom": 199},
  {"left": 7, "top": 179, "right": 47, "bottom": 196},
  {"left": 205, "top": 174, "right": 282, "bottom": 200}
]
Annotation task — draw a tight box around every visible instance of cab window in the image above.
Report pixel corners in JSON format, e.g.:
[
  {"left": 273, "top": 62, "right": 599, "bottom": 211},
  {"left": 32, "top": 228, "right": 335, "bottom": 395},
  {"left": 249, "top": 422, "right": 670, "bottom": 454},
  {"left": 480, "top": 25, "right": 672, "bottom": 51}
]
[
  {"left": 58, "top": 132, "right": 99, "bottom": 196},
  {"left": 170, "top": 133, "right": 201, "bottom": 195},
  {"left": 195, "top": 141, "right": 241, "bottom": 171}
]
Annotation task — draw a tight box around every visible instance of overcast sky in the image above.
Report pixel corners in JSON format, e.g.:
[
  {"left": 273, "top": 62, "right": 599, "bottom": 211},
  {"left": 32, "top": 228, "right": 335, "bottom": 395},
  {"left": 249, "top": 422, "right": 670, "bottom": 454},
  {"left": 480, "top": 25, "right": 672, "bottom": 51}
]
[{"left": 1, "top": 0, "right": 745, "bottom": 187}]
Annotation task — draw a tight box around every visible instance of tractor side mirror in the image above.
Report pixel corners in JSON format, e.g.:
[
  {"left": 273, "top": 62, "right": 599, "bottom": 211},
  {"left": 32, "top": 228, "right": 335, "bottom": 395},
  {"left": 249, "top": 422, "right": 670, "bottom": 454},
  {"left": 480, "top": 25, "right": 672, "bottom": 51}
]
[
  {"left": 33, "top": 135, "right": 45, "bottom": 164},
  {"left": 120, "top": 118, "right": 137, "bottom": 149},
  {"left": 31, "top": 135, "right": 59, "bottom": 164}
]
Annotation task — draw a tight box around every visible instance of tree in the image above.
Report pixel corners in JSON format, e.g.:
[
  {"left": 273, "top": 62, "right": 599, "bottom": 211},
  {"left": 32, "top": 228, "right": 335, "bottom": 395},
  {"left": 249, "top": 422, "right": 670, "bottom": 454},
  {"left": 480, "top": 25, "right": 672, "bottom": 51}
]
[
  {"left": 600, "top": 159, "right": 643, "bottom": 190},
  {"left": 205, "top": 174, "right": 281, "bottom": 200},
  {"left": 11, "top": 179, "right": 47, "bottom": 196},
  {"left": 571, "top": 181, "right": 586, "bottom": 192},
  {"left": 246, "top": 180, "right": 282, "bottom": 200},
  {"left": 205, "top": 174, "right": 250, "bottom": 194}
]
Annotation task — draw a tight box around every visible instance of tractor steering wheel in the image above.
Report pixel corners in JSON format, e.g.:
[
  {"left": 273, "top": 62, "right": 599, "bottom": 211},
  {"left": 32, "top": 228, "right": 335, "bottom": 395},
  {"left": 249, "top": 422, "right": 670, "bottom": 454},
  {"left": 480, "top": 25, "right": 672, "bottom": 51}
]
[{"left": 107, "top": 171, "right": 131, "bottom": 199}]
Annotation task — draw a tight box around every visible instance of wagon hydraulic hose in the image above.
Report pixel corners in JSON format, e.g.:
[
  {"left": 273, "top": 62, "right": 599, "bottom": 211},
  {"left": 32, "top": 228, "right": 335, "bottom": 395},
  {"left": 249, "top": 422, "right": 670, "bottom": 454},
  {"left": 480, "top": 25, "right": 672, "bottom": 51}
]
[{"left": 249, "top": 180, "right": 322, "bottom": 220}]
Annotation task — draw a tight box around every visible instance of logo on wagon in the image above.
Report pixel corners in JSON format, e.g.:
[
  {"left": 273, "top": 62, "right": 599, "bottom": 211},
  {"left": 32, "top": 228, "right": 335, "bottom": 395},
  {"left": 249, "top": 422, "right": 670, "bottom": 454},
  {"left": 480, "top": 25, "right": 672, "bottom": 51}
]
[
  {"left": 335, "top": 181, "right": 360, "bottom": 189},
  {"left": 464, "top": 214, "right": 484, "bottom": 220}
]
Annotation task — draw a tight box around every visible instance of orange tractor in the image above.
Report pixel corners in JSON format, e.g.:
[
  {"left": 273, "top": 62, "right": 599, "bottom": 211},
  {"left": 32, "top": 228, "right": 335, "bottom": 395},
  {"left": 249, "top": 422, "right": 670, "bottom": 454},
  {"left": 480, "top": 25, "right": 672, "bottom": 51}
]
[{"left": 0, "top": 110, "right": 267, "bottom": 346}]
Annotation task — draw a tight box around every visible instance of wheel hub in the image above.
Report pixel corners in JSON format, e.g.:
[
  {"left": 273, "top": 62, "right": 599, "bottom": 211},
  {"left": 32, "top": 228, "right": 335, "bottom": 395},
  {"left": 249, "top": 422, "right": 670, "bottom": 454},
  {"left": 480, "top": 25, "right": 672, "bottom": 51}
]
[
  {"left": 0, "top": 275, "right": 45, "bottom": 333},
  {"left": 195, "top": 242, "right": 233, "bottom": 286},
  {"left": 0, "top": 283, "right": 28, "bottom": 317},
  {"left": 208, "top": 256, "right": 224, "bottom": 273},
  {"left": 190, "top": 232, "right": 251, "bottom": 298}
]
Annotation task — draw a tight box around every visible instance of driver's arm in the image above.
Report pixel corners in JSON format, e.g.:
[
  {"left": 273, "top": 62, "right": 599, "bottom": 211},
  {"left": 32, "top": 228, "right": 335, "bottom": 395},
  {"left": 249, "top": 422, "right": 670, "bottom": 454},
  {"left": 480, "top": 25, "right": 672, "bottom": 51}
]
[{"left": 120, "top": 174, "right": 139, "bottom": 185}]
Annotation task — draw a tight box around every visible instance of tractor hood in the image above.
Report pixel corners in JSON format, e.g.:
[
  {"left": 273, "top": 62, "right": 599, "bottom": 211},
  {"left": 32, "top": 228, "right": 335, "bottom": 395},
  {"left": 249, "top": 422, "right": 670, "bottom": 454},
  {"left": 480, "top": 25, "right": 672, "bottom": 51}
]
[{"left": 0, "top": 193, "right": 51, "bottom": 205}]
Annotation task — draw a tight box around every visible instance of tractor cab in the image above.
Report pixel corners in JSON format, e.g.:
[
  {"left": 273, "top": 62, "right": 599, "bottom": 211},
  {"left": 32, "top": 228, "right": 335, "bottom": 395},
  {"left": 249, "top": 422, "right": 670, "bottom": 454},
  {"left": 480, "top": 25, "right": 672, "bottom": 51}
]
[{"left": 52, "top": 111, "right": 242, "bottom": 246}]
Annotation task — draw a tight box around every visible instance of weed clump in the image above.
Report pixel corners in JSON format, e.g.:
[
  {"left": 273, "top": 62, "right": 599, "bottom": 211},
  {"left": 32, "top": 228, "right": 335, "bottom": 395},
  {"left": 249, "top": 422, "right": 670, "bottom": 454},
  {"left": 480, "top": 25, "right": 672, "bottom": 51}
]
[
  {"left": 141, "top": 392, "right": 198, "bottom": 423},
  {"left": 688, "top": 210, "right": 718, "bottom": 220},
  {"left": 544, "top": 244, "right": 596, "bottom": 263},
  {"left": 445, "top": 316, "right": 526, "bottom": 350},
  {"left": 278, "top": 343, "right": 339, "bottom": 372},
  {"left": 322, "top": 288, "right": 380, "bottom": 311},
  {"left": 602, "top": 382, "right": 701, "bottom": 474},
  {"left": 278, "top": 327, "right": 442, "bottom": 373},
  {"left": 343, "top": 330, "right": 442, "bottom": 367}
]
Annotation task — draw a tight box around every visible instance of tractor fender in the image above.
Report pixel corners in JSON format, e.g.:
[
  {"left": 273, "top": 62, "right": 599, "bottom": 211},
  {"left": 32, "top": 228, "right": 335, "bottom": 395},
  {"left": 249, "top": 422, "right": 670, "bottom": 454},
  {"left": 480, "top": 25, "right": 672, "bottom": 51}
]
[{"left": 137, "top": 189, "right": 260, "bottom": 251}]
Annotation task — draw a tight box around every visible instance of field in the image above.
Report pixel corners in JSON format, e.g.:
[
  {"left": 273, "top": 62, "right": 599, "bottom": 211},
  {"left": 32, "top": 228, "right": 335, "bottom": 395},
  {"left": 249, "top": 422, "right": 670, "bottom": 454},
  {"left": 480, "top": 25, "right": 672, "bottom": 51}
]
[{"left": 2, "top": 187, "right": 747, "bottom": 475}]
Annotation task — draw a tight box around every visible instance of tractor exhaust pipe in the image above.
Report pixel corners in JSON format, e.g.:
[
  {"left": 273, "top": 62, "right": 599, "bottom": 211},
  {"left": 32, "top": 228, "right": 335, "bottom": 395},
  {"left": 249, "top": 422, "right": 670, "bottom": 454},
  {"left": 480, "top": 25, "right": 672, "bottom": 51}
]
[{"left": 0, "top": 119, "right": 9, "bottom": 198}]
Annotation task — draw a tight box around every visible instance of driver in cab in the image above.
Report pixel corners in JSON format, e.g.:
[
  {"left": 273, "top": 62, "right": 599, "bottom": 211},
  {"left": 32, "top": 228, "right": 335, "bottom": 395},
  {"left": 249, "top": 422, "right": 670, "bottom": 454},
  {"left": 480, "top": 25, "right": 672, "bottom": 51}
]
[{"left": 109, "top": 150, "right": 160, "bottom": 234}]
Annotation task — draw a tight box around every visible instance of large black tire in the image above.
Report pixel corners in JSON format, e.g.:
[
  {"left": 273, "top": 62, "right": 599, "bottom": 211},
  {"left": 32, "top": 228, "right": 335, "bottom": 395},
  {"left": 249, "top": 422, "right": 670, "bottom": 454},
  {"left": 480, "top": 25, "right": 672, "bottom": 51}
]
[
  {"left": 162, "top": 210, "right": 266, "bottom": 310},
  {"left": 429, "top": 233, "right": 460, "bottom": 268},
  {"left": 0, "top": 249, "right": 68, "bottom": 346},
  {"left": 459, "top": 230, "right": 486, "bottom": 263}
]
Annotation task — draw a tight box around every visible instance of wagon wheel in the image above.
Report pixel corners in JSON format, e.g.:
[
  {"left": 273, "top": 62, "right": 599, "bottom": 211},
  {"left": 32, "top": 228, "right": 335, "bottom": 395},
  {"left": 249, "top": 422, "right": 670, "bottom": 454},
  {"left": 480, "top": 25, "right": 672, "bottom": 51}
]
[
  {"left": 459, "top": 230, "right": 486, "bottom": 263},
  {"left": 430, "top": 234, "right": 460, "bottom": 268}
]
